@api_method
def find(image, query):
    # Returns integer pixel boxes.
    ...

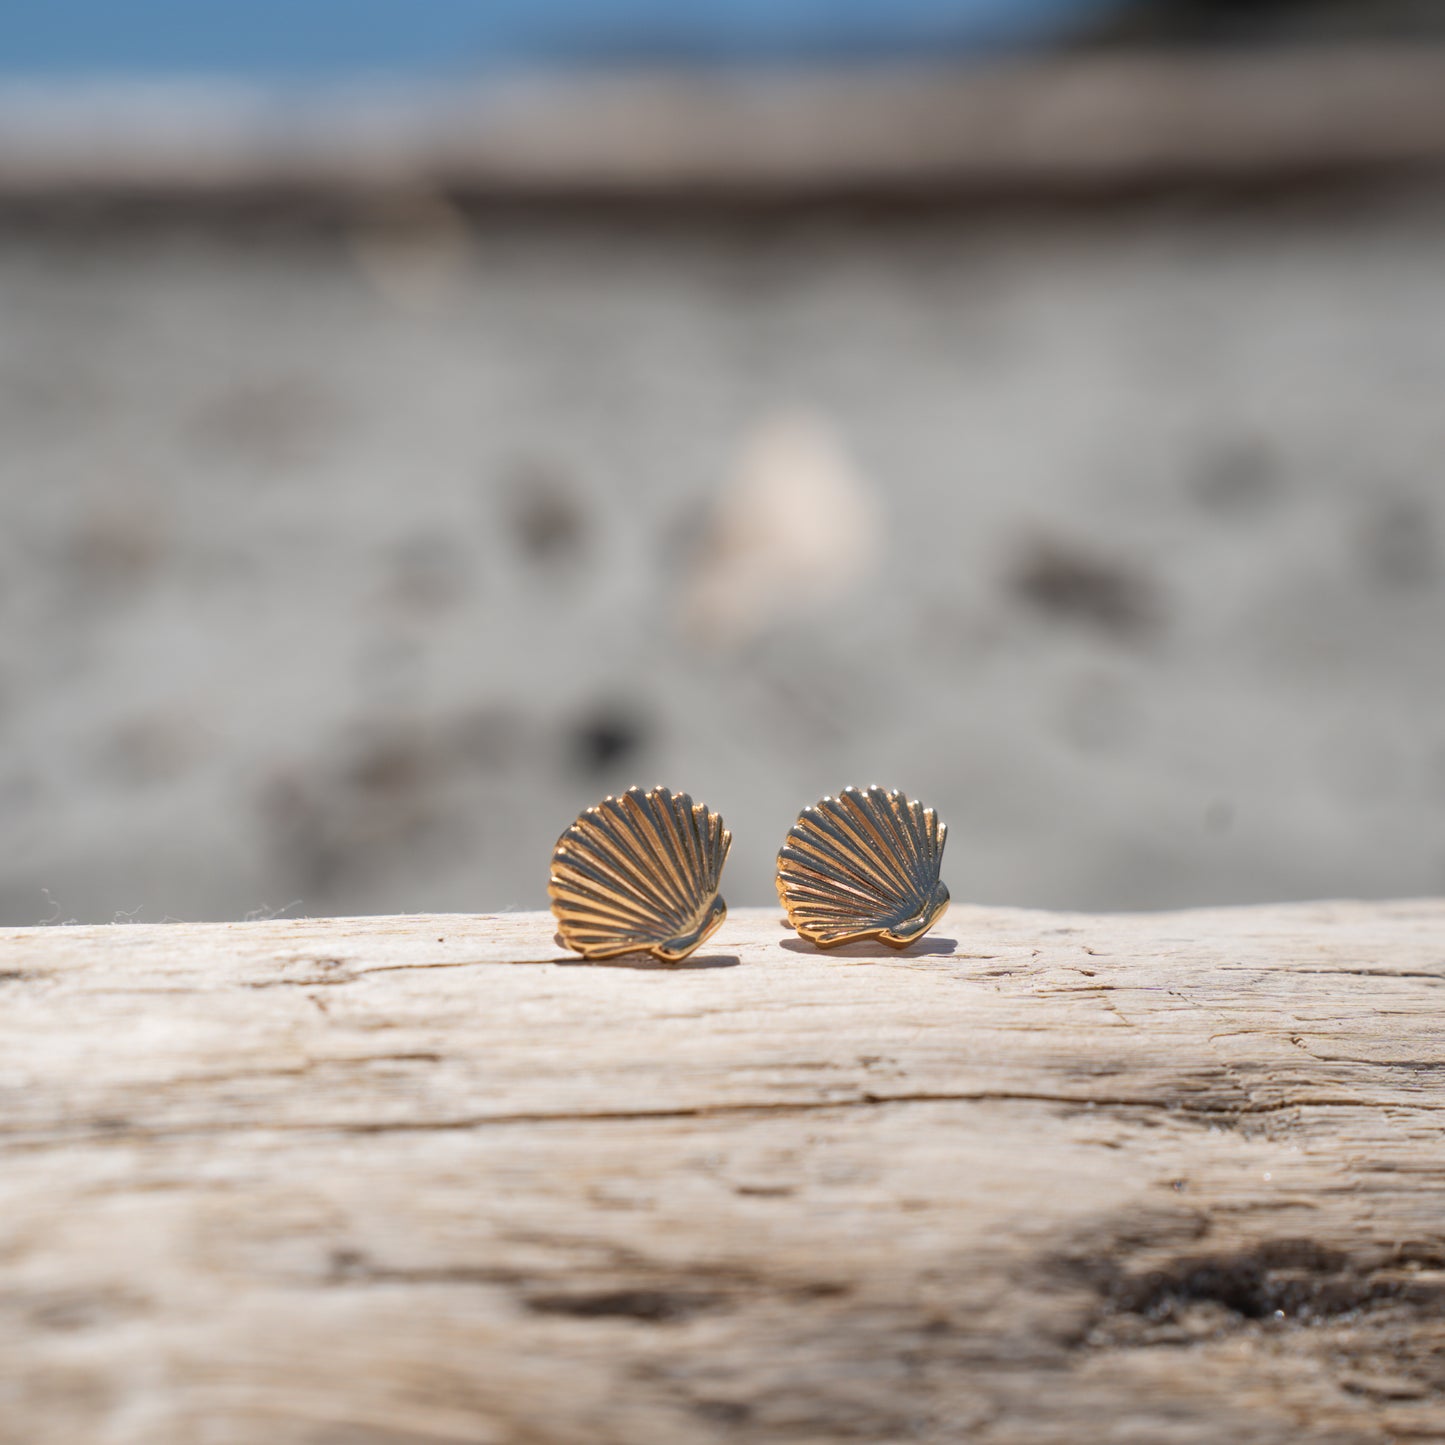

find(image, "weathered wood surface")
[2,902,1443,1444]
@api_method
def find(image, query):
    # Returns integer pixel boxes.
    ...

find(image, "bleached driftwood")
[2,901,1443,1443]
[3,48,1445,197]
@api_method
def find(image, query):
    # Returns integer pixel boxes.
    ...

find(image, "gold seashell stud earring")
[776,785,949,949]
[550,785,731,963]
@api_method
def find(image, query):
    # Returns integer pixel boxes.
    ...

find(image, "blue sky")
[2,0,1117,78]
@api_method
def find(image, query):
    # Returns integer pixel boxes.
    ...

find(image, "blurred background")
[2,0,1444,924]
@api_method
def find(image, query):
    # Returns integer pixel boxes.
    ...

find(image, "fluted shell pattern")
[777,786,949,948]
[550,786,731,962]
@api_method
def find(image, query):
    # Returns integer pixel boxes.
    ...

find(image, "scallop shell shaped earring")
[777,786,949,949]
[550,786,731,963]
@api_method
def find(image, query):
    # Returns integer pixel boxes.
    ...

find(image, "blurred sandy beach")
[3,178,1442,923]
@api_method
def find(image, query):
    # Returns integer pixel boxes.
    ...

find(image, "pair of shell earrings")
[549,784,949,963]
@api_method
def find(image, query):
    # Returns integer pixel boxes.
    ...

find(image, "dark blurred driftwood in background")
[1,48,1445,199]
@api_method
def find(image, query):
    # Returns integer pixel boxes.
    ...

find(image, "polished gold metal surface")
[550,786,731,963]
[777,785,949,949]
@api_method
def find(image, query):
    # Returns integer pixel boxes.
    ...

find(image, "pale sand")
[1,189,1442,922]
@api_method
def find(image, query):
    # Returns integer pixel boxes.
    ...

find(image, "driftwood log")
[4,48,1445,199]
[2,902,1443,1443]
